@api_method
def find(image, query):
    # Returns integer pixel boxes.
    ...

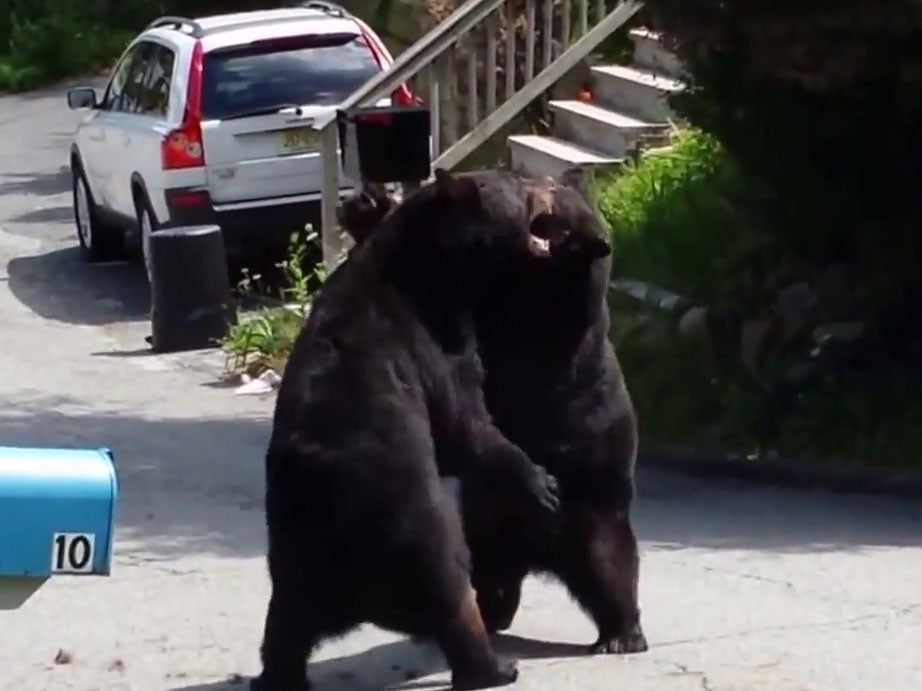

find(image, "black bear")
[253,169,561,691]
[339,169,649,657]
[335,182,394,248]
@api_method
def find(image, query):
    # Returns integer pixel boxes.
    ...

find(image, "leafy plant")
[222,227,329,378]
[596,127,770,303]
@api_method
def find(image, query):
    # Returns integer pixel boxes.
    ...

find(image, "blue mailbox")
[0,446,118,609]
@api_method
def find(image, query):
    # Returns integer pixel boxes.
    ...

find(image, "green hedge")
[596,128,769,303]
[642,0,922,359]
[0,0,276,91]
[596,126,922,469]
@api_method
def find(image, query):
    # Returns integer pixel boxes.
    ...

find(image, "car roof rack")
[147,16,205,39]
[299,1,350,18]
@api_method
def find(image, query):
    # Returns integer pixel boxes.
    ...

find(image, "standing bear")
[253,169,562,691]
[338,168,649,657]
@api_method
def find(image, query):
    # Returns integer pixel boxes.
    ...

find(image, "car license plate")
[279,127,317,153]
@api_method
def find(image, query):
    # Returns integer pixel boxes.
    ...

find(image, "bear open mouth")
[529,212,555,241]
[528,234,551,256]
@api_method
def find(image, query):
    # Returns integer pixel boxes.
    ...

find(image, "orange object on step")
[578,88,593,102]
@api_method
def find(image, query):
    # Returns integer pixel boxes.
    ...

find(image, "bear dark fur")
[335,182,394,248]
[339,169,649,656]
[253,170,562,691]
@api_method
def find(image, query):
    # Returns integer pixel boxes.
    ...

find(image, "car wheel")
[134,194,157,285]
[72,163,124,263]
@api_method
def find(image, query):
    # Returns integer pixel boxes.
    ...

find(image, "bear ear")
[361,182,392,211]
[559,167,592,203]
[433,168,481,210]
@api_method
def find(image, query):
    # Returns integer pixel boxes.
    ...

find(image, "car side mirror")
[67,87,98,110]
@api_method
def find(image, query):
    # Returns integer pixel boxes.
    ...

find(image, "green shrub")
[642,1,922,357]
[594,126,922,469]
[596,127,770,303]
[0,0,275,91]
[0,0,133,91]
[222,228,329,378]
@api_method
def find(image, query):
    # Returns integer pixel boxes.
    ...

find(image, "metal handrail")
[314,0,505,129]
[317,0,506,270]
[317,0,646,271]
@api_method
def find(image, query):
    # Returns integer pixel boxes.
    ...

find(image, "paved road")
[1,82,921,691]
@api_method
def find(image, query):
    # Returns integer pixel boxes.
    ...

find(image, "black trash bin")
[148,224,237,353]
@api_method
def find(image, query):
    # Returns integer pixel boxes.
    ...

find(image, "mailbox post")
[0,446,118,609]
[319,103,432,271]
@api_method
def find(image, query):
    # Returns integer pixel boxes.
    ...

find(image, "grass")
[222,227,330,378]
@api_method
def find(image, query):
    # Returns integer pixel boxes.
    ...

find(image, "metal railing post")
[320,122,342,273]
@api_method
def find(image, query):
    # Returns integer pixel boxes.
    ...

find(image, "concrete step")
[508,134,622,179]
[548,99,668,158]
[590,64,684,122]
[629,28,684,80]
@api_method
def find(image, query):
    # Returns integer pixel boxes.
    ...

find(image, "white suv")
[66,2,414,280]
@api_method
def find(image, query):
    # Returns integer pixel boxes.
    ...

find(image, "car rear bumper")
[162,188,356,254]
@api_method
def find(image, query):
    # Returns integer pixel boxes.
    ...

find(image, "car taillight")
[161,124,204,170]
[357,23,420,107]
[392,86,417,106]
[162,40,205,170]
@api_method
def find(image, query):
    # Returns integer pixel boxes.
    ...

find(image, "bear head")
[337,183,395,247]
[353,168,553,302]
[523,168,612,268]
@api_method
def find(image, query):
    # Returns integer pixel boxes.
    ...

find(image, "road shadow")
[1,393,920,565]
[633,464,922,554]
[167,634,587,691]
[0,394,271,561]
[5,245,150,325]
[0,164,70,198]
[7,204,73,224]
[3,238,303,332]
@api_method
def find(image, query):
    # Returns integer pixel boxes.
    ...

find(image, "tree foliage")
[642,0,922,357]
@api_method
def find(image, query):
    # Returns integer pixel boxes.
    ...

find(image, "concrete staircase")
[321,0,654,267]
[508,28,685,179]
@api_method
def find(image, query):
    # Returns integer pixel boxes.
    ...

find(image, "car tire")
[72,162,125,263]
[134,191,159,286]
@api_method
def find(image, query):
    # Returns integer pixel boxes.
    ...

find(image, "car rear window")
[200,33,382,120]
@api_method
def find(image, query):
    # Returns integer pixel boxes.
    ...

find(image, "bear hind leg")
[475,573,524,633]
[251,586,317,691]
[558,509,648,655]
[382,501,519,690]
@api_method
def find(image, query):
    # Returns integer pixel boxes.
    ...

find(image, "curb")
[639,444,922,500]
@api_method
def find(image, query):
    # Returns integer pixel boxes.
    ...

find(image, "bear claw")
[589,626,649,655]
[529,466,561,515]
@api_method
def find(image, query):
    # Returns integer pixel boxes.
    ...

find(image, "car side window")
[136,43,176,117]
[118,42,158,114]
[101,45,141,111]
